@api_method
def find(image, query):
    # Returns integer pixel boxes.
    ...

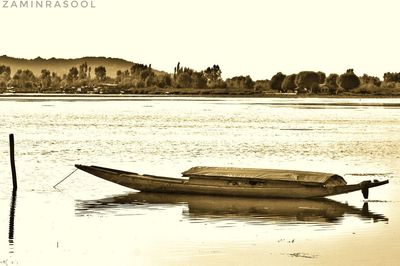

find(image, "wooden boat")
[76,192,388,223]
[75,164,389,199]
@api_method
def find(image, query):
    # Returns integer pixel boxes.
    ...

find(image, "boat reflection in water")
[76,193,388,225]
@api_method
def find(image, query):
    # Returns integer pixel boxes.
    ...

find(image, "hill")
[0,55,164,78]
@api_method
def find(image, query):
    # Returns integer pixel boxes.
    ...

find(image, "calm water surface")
[0,96,399,265]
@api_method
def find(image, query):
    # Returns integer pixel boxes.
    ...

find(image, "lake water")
[0,96,399,265]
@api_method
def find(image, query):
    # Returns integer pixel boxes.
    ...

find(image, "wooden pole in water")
[9,134,17,190]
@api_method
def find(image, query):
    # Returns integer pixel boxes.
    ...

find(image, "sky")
[0,0,399,79]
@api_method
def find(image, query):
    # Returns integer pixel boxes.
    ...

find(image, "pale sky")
[0,0,399,79]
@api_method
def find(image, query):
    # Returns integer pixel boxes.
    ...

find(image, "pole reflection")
[9,189,17,254]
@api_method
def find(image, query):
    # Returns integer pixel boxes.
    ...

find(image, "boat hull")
[75,164,388,199]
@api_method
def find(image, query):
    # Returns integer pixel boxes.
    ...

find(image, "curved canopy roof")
[182,166,346,185]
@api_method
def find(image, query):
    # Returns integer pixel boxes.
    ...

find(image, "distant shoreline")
[1,93,400,99]
[1,55,399,98]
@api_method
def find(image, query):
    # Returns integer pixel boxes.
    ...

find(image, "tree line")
[0,62,399,95]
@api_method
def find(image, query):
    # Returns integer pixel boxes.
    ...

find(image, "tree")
[0,65,11,76]
[0,79,6,90]
[310,83,321,94]
[325,74,339,94]
[326,74,338,87]
[116,70,125,84]
[116,69,132,87]
[338,69,360,90]
[94,66,107,81]
[78,62,88,80]
[144,75,156,88]
[51,72,62,90]
[140,69,153,82]
[131,63,149,77]
[317,71,326,84]
[270,72,286,91]
[67,67,78,82]
[295,71,320,92]
[254,80,270,92]
[226,76,254,90]
[173,65,208,89]
[204,65,222,82]
[192,72,208,89]
[10,69,37,90]
[242,76,255,90]
[204,65,224,89]
[383,72,400,83]
[130,63,154,87]
[40,69,51,90]
[11,69,22,88]
[176,71,192,88]
[0,65,11,90]
[361,74,381,87]
[281,74,297,92]
[156,73,172,88]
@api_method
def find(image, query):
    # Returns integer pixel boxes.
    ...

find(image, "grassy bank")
[1,92,400,99]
